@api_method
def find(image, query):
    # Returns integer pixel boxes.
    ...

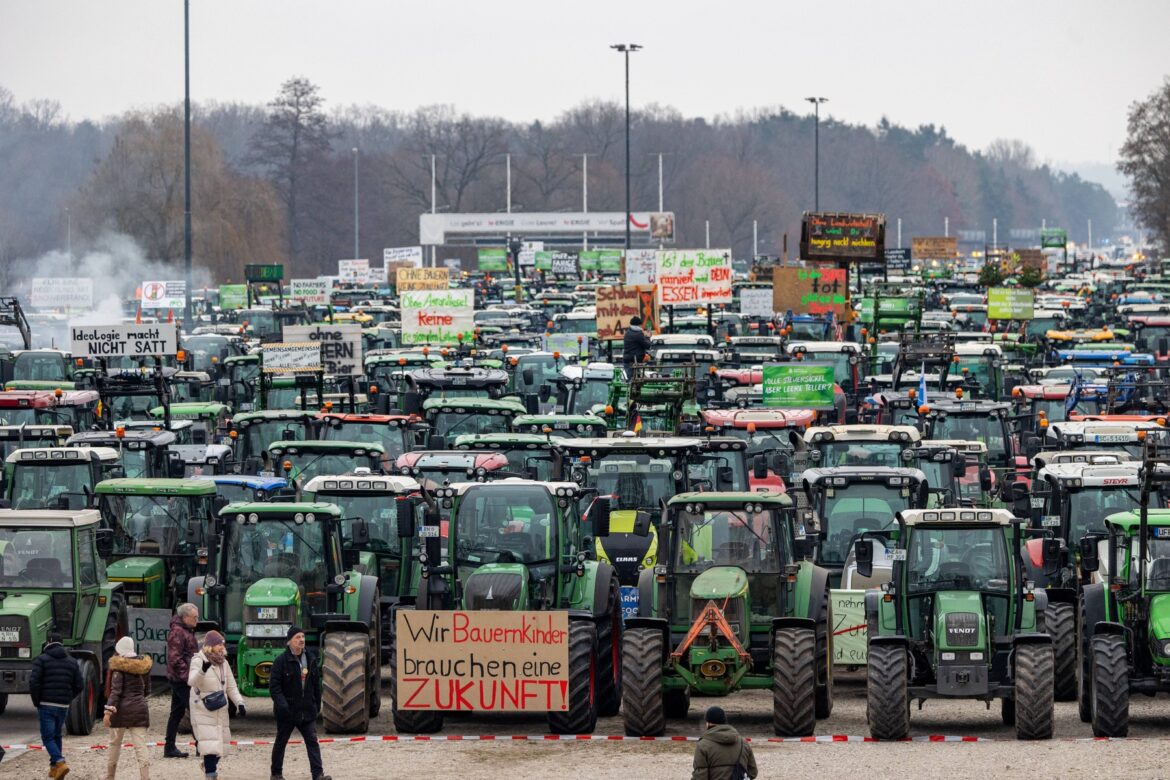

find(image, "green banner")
[478,248,509,272]
[761,363,836,409]
[859,297,917,318]
[579,250,600,271]
[1040,228,1067,249]
[599,250,622,274]
[534,251,553,271]
[218,284,247,310]
[988,287,1035,320]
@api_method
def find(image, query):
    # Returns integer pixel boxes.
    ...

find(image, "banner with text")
[71,323,179,358]
[289,278,332,305]
[772,266,848,317]
[988,287,1035,320]
[656,249,732,305]
[624,249,657,286]
[739,287,774,318]
[383,246,424,267]
[596,285,659,340]
[395,610,570,712]
[282,324,363,376]
[31,278,93,309]
[262,342,322,374]
[400,289,475,346]
[761,363,836,409]
[396,268,450,292]
[218,284,247,310]
[477,249,509,273]
[140,280,185,310]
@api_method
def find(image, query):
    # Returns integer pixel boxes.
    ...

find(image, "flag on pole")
[918,362,928,406]
[633,415,643,434]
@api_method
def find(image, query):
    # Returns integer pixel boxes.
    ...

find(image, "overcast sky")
[2,0,1167,177]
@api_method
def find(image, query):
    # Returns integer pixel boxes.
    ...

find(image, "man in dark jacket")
[622,316,654,368]
[29,632,84,779]
[269,626,330,780]
[692,706,758,780]
[164,602,199,758]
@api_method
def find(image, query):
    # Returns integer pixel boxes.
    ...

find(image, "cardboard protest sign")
[656,250,732,306]
[70,323,179,358]
[771,266,847,317]
[396,268,450,292]
[400,289,474,345]
[761,363,836,409]
[395,610,570,712]
[911,236,958,260]
[596,285,659,340]
[832,591,868,666]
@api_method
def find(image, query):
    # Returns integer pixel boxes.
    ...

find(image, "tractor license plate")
[1093,434,1129,443]
[1155,527,1170,539]
[619,586,639,623]
[0,630,19,642]
[1042,516,1062,527]
[419,525,440,538]
[891,549,907,561]
[256,608,278,620]
[259,470,275,477]
[1030,497,1046,509]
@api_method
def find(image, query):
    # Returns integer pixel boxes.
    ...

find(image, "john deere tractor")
[860,508,1054,740]
[188,502,382,733]
[391,478,622,735]
[621,492,833,737]
[0,509,127,734]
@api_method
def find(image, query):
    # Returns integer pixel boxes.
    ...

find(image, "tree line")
[0,78,1120,283]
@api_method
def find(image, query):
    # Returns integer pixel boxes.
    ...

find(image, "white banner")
[30,278,93,309]
[338,259,369,284]
[70,323,179,358]
[624,249,657,286]
[519,241,543,268]
[383,246,424,267]
[739,287,775,318]
[283,324,364,376]
[400,289,474,346]
[419,211,676,245]
[656,250,733,306]
[289,278,332,305]
[140,280,186,310]
[262,342,322,374]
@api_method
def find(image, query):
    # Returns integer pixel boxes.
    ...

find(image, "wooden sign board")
[395,610,570,712]
[396,267,450,291]
[772,266,848,317]
[911,236,958,260]
[596,285,659,340]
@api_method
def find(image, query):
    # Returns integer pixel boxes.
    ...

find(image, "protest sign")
[400,289,475,345]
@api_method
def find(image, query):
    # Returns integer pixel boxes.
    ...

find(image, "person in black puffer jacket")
[623,316,654,368]
[29,633,84,779]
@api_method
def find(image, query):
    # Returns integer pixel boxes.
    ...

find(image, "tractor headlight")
[305,513,316,523]
[1163,641,1170,657]
[204,575,217,588]
[334,574,347,586]
[245,623,292,639]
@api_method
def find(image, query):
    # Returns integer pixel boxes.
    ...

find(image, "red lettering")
[417,312,455,326]
[454,679,475,710]
[452,612,468,642]
[500,679,522,709]
[402,678,430,709]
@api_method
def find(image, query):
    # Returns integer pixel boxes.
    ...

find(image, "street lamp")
[611,43,642,249]
[805,96,828,211]
[352,147,359,263]
[183,0,193,328]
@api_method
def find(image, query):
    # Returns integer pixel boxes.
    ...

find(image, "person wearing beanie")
[269,627,330,780]
[691,706,758,780]
[189,630,246,779]
[622,315,655,369]
[29,632,84,779]
[104,636,153,780]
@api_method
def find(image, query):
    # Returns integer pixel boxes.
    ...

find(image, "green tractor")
[860,508,1054,740]
[188,501,382,733]
[391,479,622,735]
[0,509,128,734]
[94,478,219,609]
[622,492,833,737]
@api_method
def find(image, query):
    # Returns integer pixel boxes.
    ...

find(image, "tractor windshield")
[454,485,557,565]
[817,441,904,468]
[567,381,610,416]
[931,416,1008,459]
[241,421,311,462]
[119,449,149,479]
[586,455,679,511]
[9,462,91,509]
[1066,488,1139,545]
[0,527,74,587]
[906,524,1010,593]
[689,453,748,492]
[222,518,328,634]
[282,451,378,482]
[675,509,784,573]
[321,423,407,461]
[0,406,56,426]
[102,494,203,554]
[494,447,555,481]
[309,493,402,549]
[13,353,68,382]
[820,484,906,563]
[1144,537,1170,591]
[431,410,510,440]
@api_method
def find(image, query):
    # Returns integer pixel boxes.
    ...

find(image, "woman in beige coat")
[188,631,246,780]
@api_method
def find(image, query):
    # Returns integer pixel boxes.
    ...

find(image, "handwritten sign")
[656,249,732,306]
[624,249,657,286]
[596,285,659,340]
[739,287,774,318]
[384,246,424,267]
[338,259,369,285]
[283,324,363,376]
[31,278,94,309]
[396,610,570,712]
[772,266,847,317]
[831,590,868,666]
[911,236,958,260]
[801,212,884,262]
[126,608,171,676]
[289,278,332,305]
[400,289,474,345]
[396,268,450,292]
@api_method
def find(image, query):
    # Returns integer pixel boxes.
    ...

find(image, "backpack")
[730,740,750,780]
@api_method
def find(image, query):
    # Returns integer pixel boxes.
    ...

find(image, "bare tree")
[1119,78,1170,252]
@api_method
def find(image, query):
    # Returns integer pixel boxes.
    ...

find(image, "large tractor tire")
[1047,602,1077,702]
[866,643,910,741]
[772,627,816,737]
[66,658,97,736]
[321,631,371,734]
[595,576,623,717]
[367,608,382,720]
[1077,602,1092,723]
[815,588,834,719]
[1013,643,1055,740]
[548,621,598,735]
[1090,633,1129,738]
[388,623,443,733]
[621,627,665,736]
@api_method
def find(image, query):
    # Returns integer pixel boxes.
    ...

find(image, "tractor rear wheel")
[1090,633,1129,738]
[595,576,623,717]
[321,631,371,733]
[866,643,910,741]
[621,627,665,736]
[772,627,816,737]
[66,658,97,735]
[1013,643,1055,740]
[1077,602,1093,723]
[815,588,834,719]
[367,608,382,719]
[389,613,443,733]
[1047,602,1076,702]
[548,621,598,735]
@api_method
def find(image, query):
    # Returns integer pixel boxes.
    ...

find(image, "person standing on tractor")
[103,636,153,780]
[268,627,331,780]
[623,316,654,368]
[165,602,200,759]
[29,632,84,779]
[691,706,758,780]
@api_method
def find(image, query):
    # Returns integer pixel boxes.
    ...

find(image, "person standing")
[269,627,331,780]
[28,632,83,779]
[691,706,758,780]
[189,631,246,780]
[622,316,654,368]
[103,636,153,780]
[165,602,200,758]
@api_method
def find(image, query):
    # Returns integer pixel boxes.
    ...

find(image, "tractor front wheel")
[66,659,97,735]
[621,627,665,736]
[1077,602,1093,724]
[389,613,443,734]
[548,621,598,735]
[595,576,623,717]
[321,631,371,734]
[1047,602,1077,702]
[772,627,816,737]
[865,643,910,741]
[1013,643,1055,740]
[815,588,834,719]
[1090,633,1129,738]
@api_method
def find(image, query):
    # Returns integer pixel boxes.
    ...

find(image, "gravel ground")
[4,672,1170,779]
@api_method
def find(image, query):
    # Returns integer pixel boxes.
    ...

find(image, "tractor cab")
[66,428,178,479]
[701,408,816,492]
[10,349,74,385]
[553,362,623,417]
[394,450,512,490]
[204,475,293,504]
[1011,384,1099,430]
[903,443,969,508]
[420,397,525,448]
[150,402,232,445]
[919,399,1015,470]
[786,341,864,398]
[453,432,561,482]
[267,440,386,483]
[1045,420,1165,460]
[219,354,261,411]
[318,412,416,466]
[510,413,607,439]
[800,424,921,470]
[952,343,1005,400]
[5,446,121,509]
[0,390,69,427]
[231,410,319,476]
[403,366,512,408]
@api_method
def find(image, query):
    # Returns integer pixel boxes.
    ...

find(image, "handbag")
[202,689,227,711]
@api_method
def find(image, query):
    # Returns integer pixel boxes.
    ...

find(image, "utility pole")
[352,148,359,263]
[183,0,193,329]
[430,153,437,268]
[753,220,758,258]
[611,44,642,249]
[657,152,663,211]
[805,96,828,211]
[506,153,512,214]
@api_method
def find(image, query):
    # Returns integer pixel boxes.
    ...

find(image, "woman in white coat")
[188,631,247,780]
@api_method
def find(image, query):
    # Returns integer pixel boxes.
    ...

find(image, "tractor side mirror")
[592,498,613,538]
[538,385,552,403]
[397,500,416,538]
[717,466,734,488]
[1042,538,1062,568]
[402,392,422,416]
[342,549,361,570]
[522,368,535,386]
[979,466,993,493]
[956,455,970,477]
[281,429,296,441]
[1009,481,1031,518]
[752,454,768,480]
[793,537,815,559]
[212,495,229,517]
[1079,536,1100,573]
[631,510,652,538]
[351,519,371,546]
[1023,434,1041,458]
[427,434,445,450]
[853,539,874,579]
[214,385,229,404]
[95,528,114,558]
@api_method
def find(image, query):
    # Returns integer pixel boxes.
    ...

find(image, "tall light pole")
[611,43,642,249]
[352,147,359,262]
[805,96,828,212]
[183,0,193,328]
